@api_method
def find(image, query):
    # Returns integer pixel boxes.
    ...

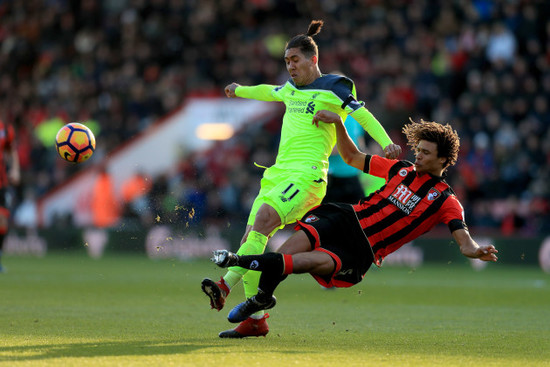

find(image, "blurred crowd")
[0,0,549,235]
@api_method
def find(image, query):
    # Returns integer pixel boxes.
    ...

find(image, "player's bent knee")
[252,204,282,235]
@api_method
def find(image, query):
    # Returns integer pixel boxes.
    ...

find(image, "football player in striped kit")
[210,113,498,327]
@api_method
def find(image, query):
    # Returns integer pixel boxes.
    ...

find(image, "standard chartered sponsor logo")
[287,99,314,114]
[288,107,305,113]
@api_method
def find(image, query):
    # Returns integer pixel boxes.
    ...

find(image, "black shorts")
[296,203,374,288]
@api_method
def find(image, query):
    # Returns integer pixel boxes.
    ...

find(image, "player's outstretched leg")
[211,250,239,268]
[219,313,270,338]
[201,277,230,311]
[227,291,276,323]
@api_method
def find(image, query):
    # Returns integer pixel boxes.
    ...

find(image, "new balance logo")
[337,269,353,276]
[304,214,319,223]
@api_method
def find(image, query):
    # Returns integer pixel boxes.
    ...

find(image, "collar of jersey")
[287,74,332,90]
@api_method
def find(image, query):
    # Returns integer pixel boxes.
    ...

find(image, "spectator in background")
[90,164,120,229]
[486,22,517,65]
[0,120,20,273]
[121,170,152,224]
[14,187,38,230]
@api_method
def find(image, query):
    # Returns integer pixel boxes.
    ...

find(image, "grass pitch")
[0,253,549,367]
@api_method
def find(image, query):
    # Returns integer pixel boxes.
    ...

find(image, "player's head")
[284,20,323,86]
[402,119,460,175]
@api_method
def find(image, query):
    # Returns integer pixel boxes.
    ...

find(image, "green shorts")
[247,165,327,229]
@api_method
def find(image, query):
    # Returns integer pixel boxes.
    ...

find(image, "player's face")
[414,140,446,176]
[284,47,317,86]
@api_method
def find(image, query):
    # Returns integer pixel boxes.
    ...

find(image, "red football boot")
[201,277,230,311]
[218,313,270,338]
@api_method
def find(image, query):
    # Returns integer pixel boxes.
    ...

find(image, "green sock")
[222,270,242,289]
[222,231,268,289]
[243,269,262,299]
[242,231,270,318]
[243,269,264,318]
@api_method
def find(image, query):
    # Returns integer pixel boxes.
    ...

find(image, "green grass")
[0,253,549,366]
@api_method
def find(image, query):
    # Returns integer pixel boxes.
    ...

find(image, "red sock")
[282,254,293,275]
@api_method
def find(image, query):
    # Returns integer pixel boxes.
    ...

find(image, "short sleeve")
[440,195,468,232]
[364,155,400,179]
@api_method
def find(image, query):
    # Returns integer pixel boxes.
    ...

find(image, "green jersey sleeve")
[330,77,393,150]
[350,107,393,149]
[235,85,282,102]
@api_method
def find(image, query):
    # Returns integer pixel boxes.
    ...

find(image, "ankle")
[255,289,272,303]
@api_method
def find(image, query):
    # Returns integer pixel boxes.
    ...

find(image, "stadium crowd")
[0,0,548,235]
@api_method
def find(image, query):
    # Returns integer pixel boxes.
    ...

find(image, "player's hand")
[312,110,342,127]
[475,244,498,262]
[224,83,240,98]
[384,144,402,159]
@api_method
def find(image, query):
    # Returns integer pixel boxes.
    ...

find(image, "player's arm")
[350,107,401,159]
[312,110,365,171]
[452,229,498,262]
[224,83,280,101]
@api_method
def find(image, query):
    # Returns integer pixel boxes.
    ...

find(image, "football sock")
[222,271,241,290]
[243,269,261,299]
[244,270,265,319]
[235,252,285,274]
[238,253,291,305]
[258,274,288,300]
[223,231,268,288]
[235,231,268,256]
[239,232,269,318]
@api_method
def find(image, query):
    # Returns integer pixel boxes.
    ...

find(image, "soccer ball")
[55,123,96,163]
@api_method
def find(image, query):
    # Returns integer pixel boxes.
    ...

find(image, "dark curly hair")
[402,118,460,169]
[285,20,323,58]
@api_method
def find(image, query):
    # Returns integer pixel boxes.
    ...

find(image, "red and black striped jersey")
[353,155,466,266]
[0,120,15,189]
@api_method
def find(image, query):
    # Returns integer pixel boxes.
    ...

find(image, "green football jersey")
[236,74,371,179]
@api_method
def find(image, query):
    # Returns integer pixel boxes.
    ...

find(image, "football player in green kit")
[201,19,402,338]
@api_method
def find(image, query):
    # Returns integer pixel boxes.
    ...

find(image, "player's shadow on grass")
[0,339,228,362]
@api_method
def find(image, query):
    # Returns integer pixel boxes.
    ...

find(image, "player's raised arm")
[313,110,366,171]
[224,83,281,102]
[350,107,401,159]
[452,228,498,262]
